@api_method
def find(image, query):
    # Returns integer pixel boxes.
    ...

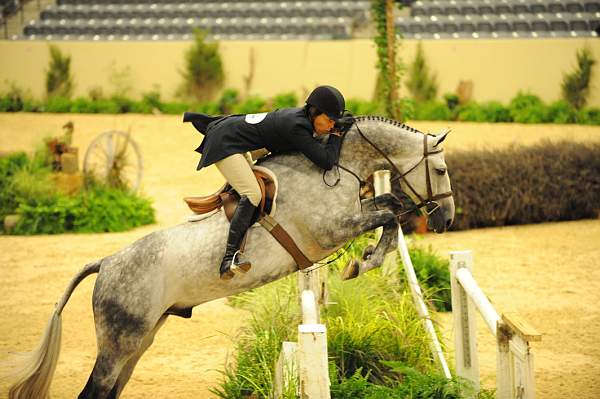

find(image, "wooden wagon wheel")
[83,130,143,192]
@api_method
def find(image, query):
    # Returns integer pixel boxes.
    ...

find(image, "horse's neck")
[339,121,422,179]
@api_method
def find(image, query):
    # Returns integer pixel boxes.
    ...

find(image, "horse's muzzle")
[427,201,454,234]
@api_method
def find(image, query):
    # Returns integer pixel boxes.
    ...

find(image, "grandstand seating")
[400,0,599,39]
[21,1,368,40]
[13,0,600,40]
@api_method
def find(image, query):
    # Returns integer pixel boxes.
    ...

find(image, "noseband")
[336,122,453,215]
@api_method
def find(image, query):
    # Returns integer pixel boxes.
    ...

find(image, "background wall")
[1,38,598,105]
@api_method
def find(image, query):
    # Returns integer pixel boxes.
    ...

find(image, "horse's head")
[347,117,455,234]
[398,129,455,233]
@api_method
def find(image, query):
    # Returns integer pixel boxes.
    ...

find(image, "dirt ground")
[0,113,599,398]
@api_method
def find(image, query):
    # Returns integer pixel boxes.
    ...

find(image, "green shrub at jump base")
[212,241,489,399]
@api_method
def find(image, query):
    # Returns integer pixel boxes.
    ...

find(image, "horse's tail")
[5,260,102,399]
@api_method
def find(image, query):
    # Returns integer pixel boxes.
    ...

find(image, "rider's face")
[313,113,336,135]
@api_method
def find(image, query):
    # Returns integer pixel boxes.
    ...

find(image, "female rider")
[184,85,346,280]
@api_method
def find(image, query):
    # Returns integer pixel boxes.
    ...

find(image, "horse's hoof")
[341,258,360,280]
[362,245,375,261]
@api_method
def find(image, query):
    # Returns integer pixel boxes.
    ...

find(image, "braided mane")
[355,115,425,135]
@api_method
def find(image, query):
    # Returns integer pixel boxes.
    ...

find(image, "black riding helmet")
[305,85,345,120]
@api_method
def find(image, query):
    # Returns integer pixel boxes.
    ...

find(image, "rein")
[333,121,453,216]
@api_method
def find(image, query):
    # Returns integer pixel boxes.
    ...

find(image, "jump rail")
[450,250,542,399]
[374,169,452,378]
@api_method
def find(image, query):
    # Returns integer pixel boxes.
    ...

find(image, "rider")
[184,85,347,280]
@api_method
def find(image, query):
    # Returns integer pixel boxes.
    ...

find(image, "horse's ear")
[433,128,451,147]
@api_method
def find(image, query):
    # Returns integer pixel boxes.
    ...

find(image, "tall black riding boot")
[219,196,258,281]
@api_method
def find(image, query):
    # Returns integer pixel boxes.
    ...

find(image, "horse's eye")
[435,168,446,176]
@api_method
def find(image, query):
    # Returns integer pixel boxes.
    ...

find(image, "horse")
[5,116,455,399]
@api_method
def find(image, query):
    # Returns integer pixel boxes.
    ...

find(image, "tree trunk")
[385,0,401,120]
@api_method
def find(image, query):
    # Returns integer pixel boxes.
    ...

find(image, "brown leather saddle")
[183,167,313,270]
[184,168,276,220]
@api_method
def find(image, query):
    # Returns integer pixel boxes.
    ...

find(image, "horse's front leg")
[340,207,399,280]
[360,192,404,213]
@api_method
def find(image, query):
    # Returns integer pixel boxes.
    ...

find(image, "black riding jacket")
[184,107,343,171]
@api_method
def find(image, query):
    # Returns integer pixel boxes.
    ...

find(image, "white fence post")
[502,313,541,399]
[496,322,511,399]
[450,250,541,398]
[449,250,480,391]
[298,265,329,321]
[273,341,299,398]
[297,290,330,399]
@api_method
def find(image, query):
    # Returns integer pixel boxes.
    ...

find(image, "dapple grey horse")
[6,116,454,399]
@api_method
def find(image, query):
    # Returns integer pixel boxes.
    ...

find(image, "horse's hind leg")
[108,315,169,398]
[78,302,157,399]
[78,349,133,399]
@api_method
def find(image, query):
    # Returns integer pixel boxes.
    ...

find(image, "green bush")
[46,45,74,98]
[218,88,240,114]
[346,99,383,116]
[110,95,135,113]
[547,100,578,124]
[509,92,548,123]
[232,96,267,114]
[45,96,73,113]
[158,101,189,115]
[456,101,512,123]
[330,365,472,399]
[11,167,55,201]
[480,101,512,122]
[130,101,154,114]
[577,107,600,125]
[444,93,459,111]
[0,152,29,220]
[141,87,162,111]
[1,150,155,234]
[193,101,220,115]
[456,102,488,122]
[13,185,155,234]
[94,99,121,114]
[0,84,35,112]
[69,97,96,113]
[404,245,451,312]
[272,92,298,109]
[414,101,452,121]
[447,141,600,230]
[325,272,436,384]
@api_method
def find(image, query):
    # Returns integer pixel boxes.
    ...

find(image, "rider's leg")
[215,153,261,280]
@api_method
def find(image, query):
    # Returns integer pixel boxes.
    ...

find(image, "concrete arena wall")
[1,38,599,106]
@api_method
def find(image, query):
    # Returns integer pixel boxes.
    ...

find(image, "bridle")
[334,121,453,216]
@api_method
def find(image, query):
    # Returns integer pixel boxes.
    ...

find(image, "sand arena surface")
[1,113,599,398]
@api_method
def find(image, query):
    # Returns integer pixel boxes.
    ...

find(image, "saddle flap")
[184,166,279,220]
[183,183,228,214]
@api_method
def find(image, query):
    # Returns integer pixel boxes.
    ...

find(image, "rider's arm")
[286,128,342,170]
